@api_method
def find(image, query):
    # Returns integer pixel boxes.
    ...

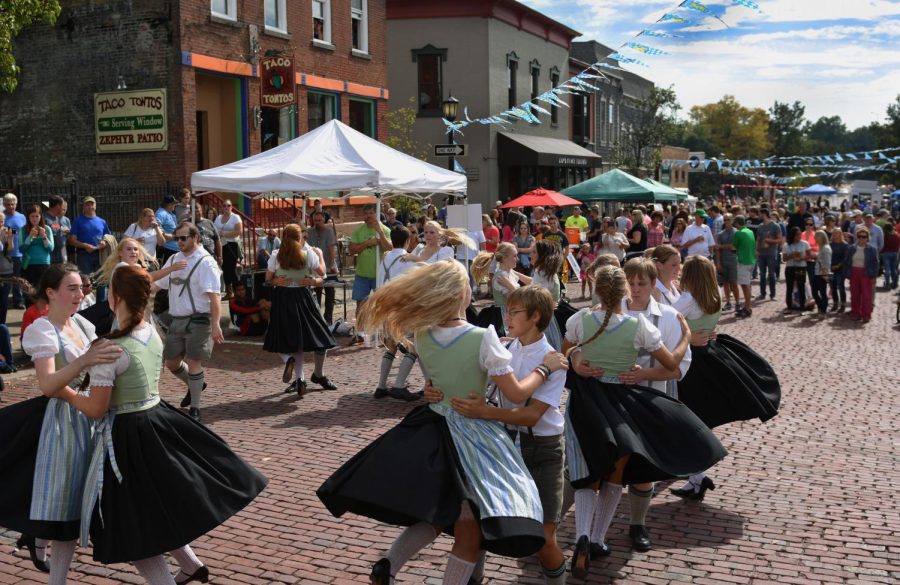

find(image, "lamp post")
[442,94,459,171]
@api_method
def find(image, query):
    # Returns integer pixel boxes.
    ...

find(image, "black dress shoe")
[570,534,591,579]
[690,476,716,501]
[374,387,390,399]
[175,564,209,584]
[590,541,611,559]
[188,407,201,422]
[296,380,308,398]
[370,558,392,585]
[180,383,207,408]
[311,373,337,390]
[16,534,50,573]
[284,380,296,394]
[282,356,296,383]
[669,484,697,499]
[629,524,652,552]
[389,387,422,402]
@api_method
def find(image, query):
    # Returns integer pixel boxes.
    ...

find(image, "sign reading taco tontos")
[261,56,295,107]
[95,89,168,153]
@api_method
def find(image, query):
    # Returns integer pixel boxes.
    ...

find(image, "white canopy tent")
[191,119,466,198]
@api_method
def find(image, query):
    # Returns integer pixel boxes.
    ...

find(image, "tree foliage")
[768,101,806,156]
[615,86,680,176]
[686,95,771,159]
[0,0,61,93]
[384,96,432,219]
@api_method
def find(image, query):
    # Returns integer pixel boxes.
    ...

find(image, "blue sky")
[520,0,900,130]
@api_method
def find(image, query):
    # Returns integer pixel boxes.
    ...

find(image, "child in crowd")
[229,282,270,336]
[577,244,597,300]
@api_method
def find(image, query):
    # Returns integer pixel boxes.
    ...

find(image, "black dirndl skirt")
[567,372,728,488]
[89,401,268,564]
[317,405,544,558]
[473,304,506,337]
[263,286,336,354]
[554,298,579,334]
[677,334,781,429]
[0,396,80,541]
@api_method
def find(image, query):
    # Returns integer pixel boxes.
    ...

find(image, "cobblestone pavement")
[2,286,899,584]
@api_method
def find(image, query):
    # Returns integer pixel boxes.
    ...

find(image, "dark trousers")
[811,274,829,313]
[757,254,778,298]
[222,242,241,286]
[785,266,806,309]
[314,284,336,324]
[10,257,22,305]
[830,273,846,305]
[0,323,12,364]
[0,275,10,324]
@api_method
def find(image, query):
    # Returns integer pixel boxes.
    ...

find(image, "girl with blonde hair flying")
[318,260,568,585]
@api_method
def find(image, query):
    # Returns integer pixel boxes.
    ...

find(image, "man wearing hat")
[156,194,179,263]
[682,209,716,258]
[68,196,111,300]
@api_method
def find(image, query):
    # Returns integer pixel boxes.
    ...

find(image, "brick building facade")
[0,0,388,195]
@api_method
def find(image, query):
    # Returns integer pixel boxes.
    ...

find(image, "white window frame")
[312,0,333,46]
[265,0,287,34]
[351,0,368,55]
[211,0,237,22]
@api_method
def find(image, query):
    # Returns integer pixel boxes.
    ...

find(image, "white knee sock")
[294,351,305,381]
[187,371,204,410]
[470,550,487,581]
[378,351,395,389]
[35,538,49,562]
[133,555,176,585]
[171,362,190,385]
[628,485,654,526]
[590,482,622,545]
[443,554,476,585]
[574,488,597,539]
[313,351,326,377]
[385,523,439,574]
[168,545,203,576]
[393,353,417,388]
[48,539,77,585]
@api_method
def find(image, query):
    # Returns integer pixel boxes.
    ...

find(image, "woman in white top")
[0,265,121,581]
[124,208,166,258]
[403,220,468,264]
[214,200,243,300]
[647,244,682,306]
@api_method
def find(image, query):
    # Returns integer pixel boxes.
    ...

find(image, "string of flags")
[442,1,763,135]
[663,146,900,184]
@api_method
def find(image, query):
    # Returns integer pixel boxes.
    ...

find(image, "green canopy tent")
[561,169,682,203]
[644,178,688,200]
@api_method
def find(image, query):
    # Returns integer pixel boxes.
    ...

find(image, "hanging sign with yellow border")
[94,88,168,153]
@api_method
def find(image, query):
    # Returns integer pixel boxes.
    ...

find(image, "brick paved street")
[2,287,899,584]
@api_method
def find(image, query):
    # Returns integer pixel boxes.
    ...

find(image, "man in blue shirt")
[155,195,179,262]
[3,193,27,309]
[68,196,111,300]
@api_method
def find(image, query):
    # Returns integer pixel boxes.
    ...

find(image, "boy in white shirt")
[427,285,568,584]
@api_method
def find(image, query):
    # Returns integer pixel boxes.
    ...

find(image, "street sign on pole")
[434,144,466,157]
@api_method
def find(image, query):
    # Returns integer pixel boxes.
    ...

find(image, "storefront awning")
[498,132,602,168]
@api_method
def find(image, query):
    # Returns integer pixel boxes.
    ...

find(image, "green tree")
[886,94,900,146]
[768,100,806,156]
[384,96,431,219]
[0,0,61,93]
[804,115,848,154]
[686,95,770,159]
[615,86,680,175]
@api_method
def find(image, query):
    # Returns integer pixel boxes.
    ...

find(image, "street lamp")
[442,94,459,171]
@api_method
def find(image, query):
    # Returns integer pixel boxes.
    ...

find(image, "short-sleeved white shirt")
[88,322,154,386]
[214,214,241,243]
[412,244,454,264]
[379,248,417,282]
[624,297,692,391]
[124,223,159,256]
[455,230,486,260]
[564,310,662,354]
[23,315,96,363]
[655,279,681,306]
[500,335,565,436]
[267,250,320,287]
[155,248,222,316]
[494,268,520,296]
[672,291,705,321]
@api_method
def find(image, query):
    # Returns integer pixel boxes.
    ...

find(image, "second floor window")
[550,71,559,124]
[265,0,287,32]
[507,54,518,109]
[211,0,236,21]
[313,0,331,43]
[351,0,368,53]
[417,54,442,115]
[572,92,590,145]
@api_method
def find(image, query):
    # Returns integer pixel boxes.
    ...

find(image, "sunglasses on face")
[175,235,193,242]
[857,235,868,239]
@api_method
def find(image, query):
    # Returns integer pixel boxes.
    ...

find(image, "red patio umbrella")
[500,187,582,209]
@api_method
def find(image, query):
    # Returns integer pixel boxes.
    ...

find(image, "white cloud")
[757,0,900,23]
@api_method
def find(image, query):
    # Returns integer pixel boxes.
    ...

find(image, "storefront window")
[308,91,337,131]
[349,98,375,137]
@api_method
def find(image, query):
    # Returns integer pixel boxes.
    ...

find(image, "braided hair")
[569,265,629,355]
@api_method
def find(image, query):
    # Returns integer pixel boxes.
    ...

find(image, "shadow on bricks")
[275,393,422,430]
